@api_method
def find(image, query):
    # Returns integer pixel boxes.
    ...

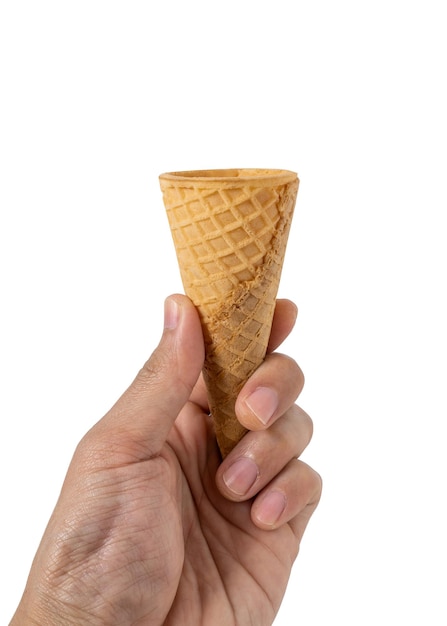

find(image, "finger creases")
[251,458,322,532]
[217,404,314,501]
[87,295,204,465]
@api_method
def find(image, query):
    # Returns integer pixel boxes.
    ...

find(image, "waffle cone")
[159,169,299,458]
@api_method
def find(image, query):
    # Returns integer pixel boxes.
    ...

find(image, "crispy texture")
[160,169,299,457]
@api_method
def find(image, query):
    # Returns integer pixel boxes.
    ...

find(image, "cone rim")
[159,168,298,188]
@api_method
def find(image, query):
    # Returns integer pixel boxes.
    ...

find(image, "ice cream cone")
[159,169,299,458]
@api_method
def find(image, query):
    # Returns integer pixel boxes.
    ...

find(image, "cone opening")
[159,168,298,188]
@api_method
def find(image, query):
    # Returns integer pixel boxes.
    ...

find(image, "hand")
[11,295,321,626]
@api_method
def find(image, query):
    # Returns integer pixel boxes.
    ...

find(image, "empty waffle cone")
[160,169,299,458]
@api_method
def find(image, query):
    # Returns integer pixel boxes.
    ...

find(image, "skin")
[10,295,322,626]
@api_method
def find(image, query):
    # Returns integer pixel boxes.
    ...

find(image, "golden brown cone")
[159,169,299,458]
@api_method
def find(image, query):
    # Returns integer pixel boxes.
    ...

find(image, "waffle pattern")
[160,170,299,457]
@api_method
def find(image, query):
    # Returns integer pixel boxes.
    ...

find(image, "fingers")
[217,405,313,501]
[88,294,204,463]
[216,403,321,533]
[252,460,322,537]
[267,299,298,353]
[235,352,305,430]
[216,342,322,533]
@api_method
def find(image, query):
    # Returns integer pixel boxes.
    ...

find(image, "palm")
[159,400,298,625]
[78,400,296,625]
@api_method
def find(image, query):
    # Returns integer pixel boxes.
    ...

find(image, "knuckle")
[135,346,173,393]
[299,408,314,441]
[269,352,305,392]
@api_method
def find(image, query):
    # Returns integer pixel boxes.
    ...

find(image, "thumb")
[90,294,205,463]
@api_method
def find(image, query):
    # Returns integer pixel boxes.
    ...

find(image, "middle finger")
[235,352,305,431]
[216,404,313,502]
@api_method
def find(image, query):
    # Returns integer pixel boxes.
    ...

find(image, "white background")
[1,1,446,624]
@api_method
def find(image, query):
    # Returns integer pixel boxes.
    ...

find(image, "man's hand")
[10,295,321,626]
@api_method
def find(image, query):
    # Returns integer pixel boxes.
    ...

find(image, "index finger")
[267,299,298,353]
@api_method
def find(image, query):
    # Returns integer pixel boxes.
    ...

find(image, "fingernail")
[164,297,180,329]
[245,387,279,425]
[223,457,259,496]
[256,491,287,526]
